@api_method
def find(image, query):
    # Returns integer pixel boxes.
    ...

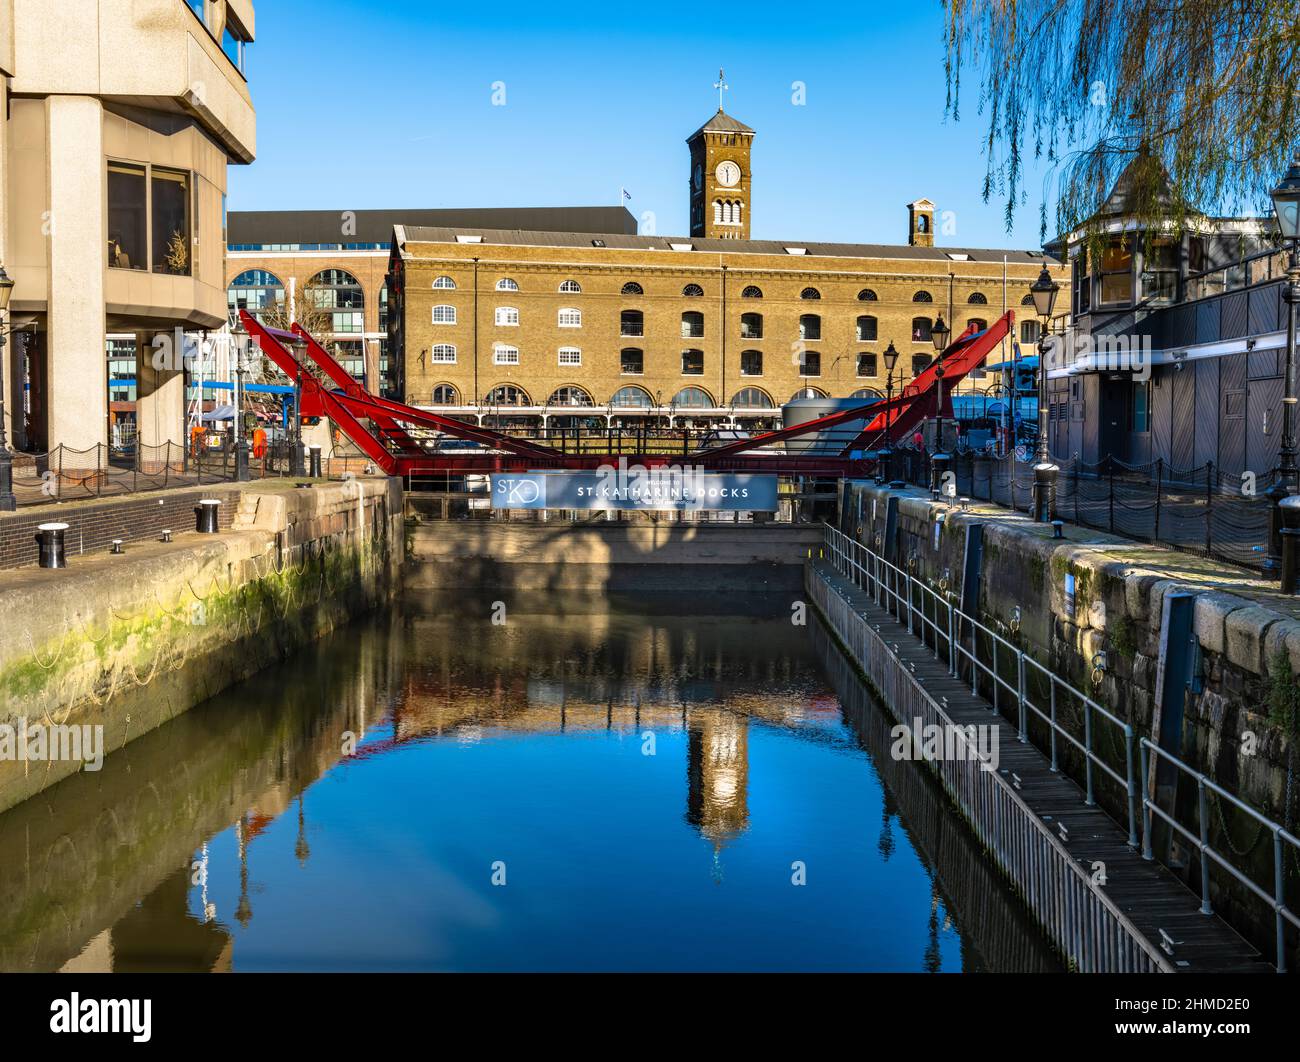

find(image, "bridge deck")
[812,559,1273,973]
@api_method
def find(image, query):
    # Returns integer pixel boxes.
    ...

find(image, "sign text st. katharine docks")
[490,469,779,512]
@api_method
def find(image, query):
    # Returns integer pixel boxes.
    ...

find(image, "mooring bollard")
[161,529,173,543]
[37,522,69,569]
[308,445,323,478]
[110,539,124,555]
[1052,519,1064,540]
[195,499,220,534]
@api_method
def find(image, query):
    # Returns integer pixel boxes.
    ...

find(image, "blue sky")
[228,0,1057,249]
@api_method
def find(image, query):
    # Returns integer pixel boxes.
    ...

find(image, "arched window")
[1021,293,1035,306]
[547,385,593,407]
[740,349,763,376]
[967,317,989,333]
[713,200,723,225]
[856,353,878,377]
[799,314,821,341]
[432,383,458,404]
[429,344,457,364]
[432,275,457,289]
[681,349,705,375]
[681,311,704,339]
[306,269,364,333]
[912,290,933,303]
[557,347,582,367]
[558,279,582,293]
[740,312,763,339]
[492,343,520,365]
[495,306,519,326]
[856,315,877,342]
[731,387,775,408]
[682,283,705,297]
[485,384,530,406]
[432,304,456,324]
[790,387,827,401]
[968,291,988,304]
[916,215,929,234]
[798,350,822,376]
[800,287,821,300]
[620,309,644,337]
[558,307,582,328]
[741,285,763,298]
[495,277,519,291]
[857,288,878,302]
[621,281,644,296]
[620,348,644,374]
[227,269,285,324]
[611,385,654,408]
[911,353,932,375]
[673,386,714,408]
[911,316,933,342]
[851,387,883,400]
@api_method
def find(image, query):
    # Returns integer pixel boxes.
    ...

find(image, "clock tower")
[688,105,754,240]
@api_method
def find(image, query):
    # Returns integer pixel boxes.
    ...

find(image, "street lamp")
[927,317,952,490]
[289,338,307,477]
[878,341,900,483]
[1268,154,1300,585]
[230,322,251,481]
[1029,261,1061,522]
[0,265,17,511]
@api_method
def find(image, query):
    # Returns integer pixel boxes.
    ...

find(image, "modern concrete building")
[1,0,256,456]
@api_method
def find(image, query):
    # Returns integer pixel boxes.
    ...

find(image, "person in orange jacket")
[252,425,268,461]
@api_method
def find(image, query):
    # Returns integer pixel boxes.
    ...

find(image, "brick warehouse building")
[385,109,1063,427]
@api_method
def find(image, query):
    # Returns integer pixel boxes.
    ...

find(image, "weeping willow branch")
[943,0,1300,243]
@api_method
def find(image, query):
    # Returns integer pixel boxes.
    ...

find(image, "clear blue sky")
[228,0,1056,250]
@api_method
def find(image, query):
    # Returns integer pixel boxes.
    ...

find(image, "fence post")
[1140,741,1154,861]
[906,573,914,634]
[57,445,64,499]
[1274,830,1288,973]
[1049,681,1059,772]
[1109,457,1115,533]
[1205,461,1214,557]
[947,603,956,675]
[1154,458,1164,541]
[96,444,103,497]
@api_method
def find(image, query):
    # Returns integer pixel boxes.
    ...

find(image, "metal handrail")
[821,522,1298,971]
[1140,737,1300,973]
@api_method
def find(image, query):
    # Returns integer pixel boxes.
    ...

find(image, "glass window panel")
[108,163,147,271]
[151,168,191,275]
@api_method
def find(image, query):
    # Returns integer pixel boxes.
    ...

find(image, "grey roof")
[396,225,1050,265]
[228,206,638,245]
[688,109,755,140]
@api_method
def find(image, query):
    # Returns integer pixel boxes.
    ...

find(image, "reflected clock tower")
[688,71,754,240]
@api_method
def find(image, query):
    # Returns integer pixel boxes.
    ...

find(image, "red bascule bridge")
[238,308,1016,481]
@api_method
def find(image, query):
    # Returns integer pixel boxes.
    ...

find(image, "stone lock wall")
[0,478,403,815]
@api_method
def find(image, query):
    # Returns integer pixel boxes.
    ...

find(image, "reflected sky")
[4,593,1059,973]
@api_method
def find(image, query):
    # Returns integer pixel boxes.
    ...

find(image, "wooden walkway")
[809,559,1273,973]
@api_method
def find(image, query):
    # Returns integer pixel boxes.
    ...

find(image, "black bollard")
[308,445,323,479]
[195,499,220,534]
[1279,496,1300,594]
[37,522,69,569]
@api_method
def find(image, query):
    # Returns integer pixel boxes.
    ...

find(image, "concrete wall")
[408,519,821,592]
[0,476,402,814]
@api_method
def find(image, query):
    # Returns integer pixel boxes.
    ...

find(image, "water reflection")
[0,592,1059,972]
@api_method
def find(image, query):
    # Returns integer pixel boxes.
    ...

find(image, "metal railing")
[822,521,1299,970]
[1140,739,1300,973]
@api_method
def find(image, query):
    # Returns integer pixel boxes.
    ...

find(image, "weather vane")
[715,68,728,110]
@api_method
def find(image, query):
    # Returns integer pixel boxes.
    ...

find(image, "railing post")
[947,603,956,675]
[970,621,978,695]
[1017,651,1027,743]
[1198,778,1212,915]
[906,574,914,635]
[1274,830,1287,973]
[1084,702,1095,805]
[1049,681,1059,772]
[1140,741,1154,861]
[1154,458,1164,541]
[1124,724,1139,849]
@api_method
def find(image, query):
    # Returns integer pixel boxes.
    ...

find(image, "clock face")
[693,163,703,191]
[716,160,741,188]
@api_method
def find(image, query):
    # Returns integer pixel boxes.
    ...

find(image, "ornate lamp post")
[878,340,900,484]
[230,322,251,481]
[1269,155,1300,586]
[1029,262,1062,522]
[0,265,15,510]
[929,316,951,492]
